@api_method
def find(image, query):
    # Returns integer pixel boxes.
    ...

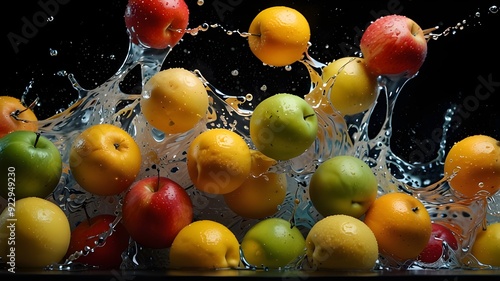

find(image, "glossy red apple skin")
[124,0,189,49]
[360,14,427,78]
[417,222,459,264]
[121,176,193,249]
[66,214,130,269]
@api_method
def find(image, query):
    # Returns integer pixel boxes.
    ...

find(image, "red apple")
[65,214,130,269]
[124,0,189,49]
[417,222,459,264]
[360,14,427,78]
[121,175,193,249]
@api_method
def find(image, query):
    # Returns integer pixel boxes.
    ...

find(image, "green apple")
[249,93,318,161]
[308,155,378,218]
[0,131,62,200]
[240,217,306,269]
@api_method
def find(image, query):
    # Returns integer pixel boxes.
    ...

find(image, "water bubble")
[489,5,498,13]
[49,48,58,56]
[231,70,239,76]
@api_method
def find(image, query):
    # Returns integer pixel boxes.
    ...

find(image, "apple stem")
[10,97,39,123]
[157,167,161,189]
[34,132,41,148]
[412,206,419,213]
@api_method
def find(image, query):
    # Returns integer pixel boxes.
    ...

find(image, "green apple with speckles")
[308,155,378,218]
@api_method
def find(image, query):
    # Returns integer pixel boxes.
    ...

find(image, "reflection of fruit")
[444,134,500,198]
[305,214,378,270]
[0,197,71,268]
[140,68,209,134]
[65,214,130,269]
[0,131,62,200]
[0,96,38,138]
[122,175,193,249]
[417,222,458,264]
[321,57,378,116]
[360,15,427,78]
[187,128,252,194]
[169,220,240,269]
[363,192,432,261]
[69,124,142,196]
[250,93,318,161]
[309,155,378,219]
[124,0,189,49]
[241,218,305,268]
[248,6,310,67]
[223,150,286,219]
[471,222,500,267]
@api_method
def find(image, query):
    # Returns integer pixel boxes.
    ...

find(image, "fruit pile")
[1,0,499,273]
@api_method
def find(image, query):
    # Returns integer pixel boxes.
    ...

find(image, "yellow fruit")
[187,128,252,194]
[0,197,71,268]
[321,57,378,116]
[140,68,209,134]
[248,6,310,67]
[305,214,378,270]
[444,134,500,198]
[169,220,240,269]
[471,222,500,267]
[69,123,142,196]
[363,192,432,261]
[223,149,286,219]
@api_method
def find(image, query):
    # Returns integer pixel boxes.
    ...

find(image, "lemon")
[187,128,252,194]
[471,222,500,267]
[0,197,71,268]
[169,220,240,269]
[306,214,378,270]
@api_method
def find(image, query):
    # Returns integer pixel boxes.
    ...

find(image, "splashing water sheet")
[2,0,500,279]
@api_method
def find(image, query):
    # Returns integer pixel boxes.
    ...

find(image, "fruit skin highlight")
[169,220,241,269]
[0,197,71,268]
[360,14,427,78]
[0,95,38,138]
[69,123,142,196]
[248,6,310,67]
[305,214,378,270]
[124,0,189,49]
[0,130,62,200]
[250,93,318,161]
[240,218,306,268]
[140,68,209,135]
[444,134,500,198]
[308,155,378,219]
[363,192,432,261]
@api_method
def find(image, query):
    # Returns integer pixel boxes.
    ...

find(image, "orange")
[305,214,379,270]
[470,222,500,267]
[0,96,38,138]
[363,192,432,261]
[169,220,241,269]
[140,68,209,134]
[321,57,379,116]
[187,128,252,194]
[223,149,286,219]
[248,6,310,67]
[0,197,71,268]
[444,134,500,198]
[69,123,142,196]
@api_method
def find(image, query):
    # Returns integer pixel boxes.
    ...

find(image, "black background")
[3,0,500,163]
